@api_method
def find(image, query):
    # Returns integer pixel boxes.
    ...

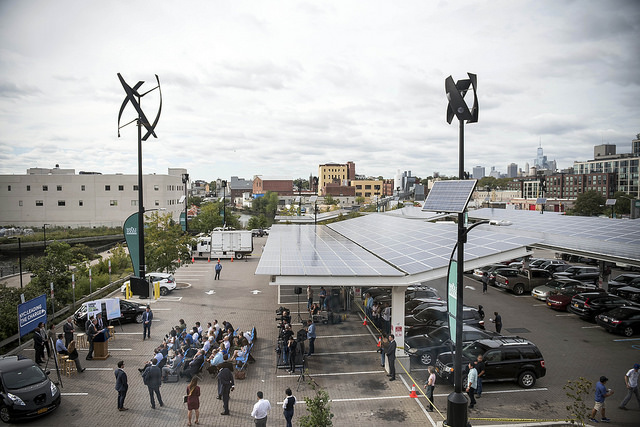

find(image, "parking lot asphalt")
[12,243,640,426]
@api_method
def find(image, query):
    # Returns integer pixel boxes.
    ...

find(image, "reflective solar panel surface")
[422,180,477,213]
[469,208,640,262]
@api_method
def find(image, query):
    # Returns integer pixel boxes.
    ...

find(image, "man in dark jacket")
[63,317,75,347]
[86,319,98,360]
[33,326,45,364]
[217,367,234,415]
[386,334,397,381]
[142,306,153,340]
[142,358,164,409]
[114,360,128,411]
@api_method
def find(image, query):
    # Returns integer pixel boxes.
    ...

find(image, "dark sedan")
[596,306,640,337]
[73,299,147,329]
[609,276,640,295]
[404,325,499,365]
[567,292,629,321]
[0,356,61,423]
[405,306,482,336]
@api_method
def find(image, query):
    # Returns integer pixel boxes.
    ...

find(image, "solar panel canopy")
[423,180,477,213]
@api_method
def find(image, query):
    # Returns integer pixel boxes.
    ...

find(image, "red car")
[546,288,605,311]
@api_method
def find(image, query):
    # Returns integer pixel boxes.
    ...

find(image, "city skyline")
[1,1,638,182]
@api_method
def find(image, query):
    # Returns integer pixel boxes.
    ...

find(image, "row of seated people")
[138,318,255,383]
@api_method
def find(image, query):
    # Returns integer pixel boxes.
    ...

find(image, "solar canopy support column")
[388,286,406,374]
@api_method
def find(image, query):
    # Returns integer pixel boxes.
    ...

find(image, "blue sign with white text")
[18,294,47,337]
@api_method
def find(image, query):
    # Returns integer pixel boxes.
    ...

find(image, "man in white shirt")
[619,363,640,410]
[250,391,271,426]
[466,362,478,409]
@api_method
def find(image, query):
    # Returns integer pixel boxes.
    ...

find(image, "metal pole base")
[445,391,469,427]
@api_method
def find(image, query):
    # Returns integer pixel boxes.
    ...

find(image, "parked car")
[405,285,441,301]
[406,298,444,314]
[251,229,267,237]
[495,268,553,295]
[435,337,546,388]
[538,260,567,270]
[73,299,147,329]
[409,299,447,315]
[121,272,176,296]
[404,325,499,365]
[596,306,640,337]
[486,266,519,288]
[362,287,390,300]
[0,355,61,423]
[608,274,640,294]
[405,306,482,336]
[545,287,605,311]
[615,286,640,303]
[567,292,629,321]
[542,263,572,274]
[531,278,596,301]
[473,264,503,280]
[528,258,553,269]
[554,266,600,285]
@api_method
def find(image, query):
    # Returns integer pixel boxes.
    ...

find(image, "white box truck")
[192,230,253,260]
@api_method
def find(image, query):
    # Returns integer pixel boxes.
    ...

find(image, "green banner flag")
[123,212,140,277]
[447,260,458,345]
[179,212,186,231]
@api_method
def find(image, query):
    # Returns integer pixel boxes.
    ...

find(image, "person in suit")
[386,334,397,381]
[142,358,164,409]
[162,349,184,381]
[217,367,234,415]
[114,360,128,411]
[63,317,75,347]
[33,326,45,364]
[142,306,153,340]
[86,318,98,360]
[96,312,106,330]
[183,349,205,380]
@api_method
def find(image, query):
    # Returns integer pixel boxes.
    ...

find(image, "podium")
[93,330,110,360]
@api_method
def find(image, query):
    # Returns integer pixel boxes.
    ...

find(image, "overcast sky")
[1,0,638,182]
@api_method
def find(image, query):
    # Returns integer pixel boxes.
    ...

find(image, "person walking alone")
[306,319,316,356]
[142,305,153,340]
[251,391,271,426]
[619,364,640,410]
[492,311,502,333]
[282,388,296,427]
[114,360,128,411]
[186,377,200,425]
[142,358,164,409]
[589,375,613,423]
[217,367,234,415]
[386,334,397,381]
[214,260,222,280]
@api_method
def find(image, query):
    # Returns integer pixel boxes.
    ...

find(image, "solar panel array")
[254,224,404,277]
[469,208,640,262]
[422,180,477,213]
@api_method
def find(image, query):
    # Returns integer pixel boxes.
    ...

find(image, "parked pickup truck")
[496,268,553,295]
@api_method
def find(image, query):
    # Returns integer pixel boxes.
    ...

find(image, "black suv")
[567,292,629,321]
[0,356,61,423]
[435,337,546,388]
[405,306,483,336]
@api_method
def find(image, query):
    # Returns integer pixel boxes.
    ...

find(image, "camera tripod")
[296,357,318,391]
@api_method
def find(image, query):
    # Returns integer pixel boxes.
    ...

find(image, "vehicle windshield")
[2,365,47,389]
[429,327,449,342]
[461,342,486,360]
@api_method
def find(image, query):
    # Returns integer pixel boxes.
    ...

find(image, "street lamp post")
[445,72,478,427]
[43,223,50,252]
[221,180,227,228]
[10,237,23,289]
[182,173,189,232]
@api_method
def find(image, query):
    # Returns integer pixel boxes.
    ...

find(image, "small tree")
[570,191,605,217]
[299,382,334,427]
[563,377,593,425]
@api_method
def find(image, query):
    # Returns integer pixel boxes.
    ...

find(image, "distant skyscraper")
[524,162,530,176]
[473,166,485,179]
[534,142,551,169]
[489,166,501,178]
[507,163,518,178]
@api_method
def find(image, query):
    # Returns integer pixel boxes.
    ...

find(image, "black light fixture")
[221,180,227,228]
[182,173,190,232]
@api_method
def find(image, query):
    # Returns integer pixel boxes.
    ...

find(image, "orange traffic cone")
[362,317,368,326]
[409,384,418,398]
[377,337,381,347]
[191,256,194,263]
[231,255,234,262]
[208,256,210,263]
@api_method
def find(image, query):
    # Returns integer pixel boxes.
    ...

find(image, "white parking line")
[581,326,600,329]
[316,334,370,339]
[277,370,383,378]
[555,314,572,317]
[613,338,640,342]
[61,392,89,396]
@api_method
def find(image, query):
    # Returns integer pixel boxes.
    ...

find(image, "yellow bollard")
[154,281,160,300]
[125,282,132,300]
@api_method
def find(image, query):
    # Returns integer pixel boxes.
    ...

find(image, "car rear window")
[520,347,541,359]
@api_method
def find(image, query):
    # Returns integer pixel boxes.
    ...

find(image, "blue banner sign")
[18,294,47,337]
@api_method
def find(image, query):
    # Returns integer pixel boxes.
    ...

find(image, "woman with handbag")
[186,377,200,425]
